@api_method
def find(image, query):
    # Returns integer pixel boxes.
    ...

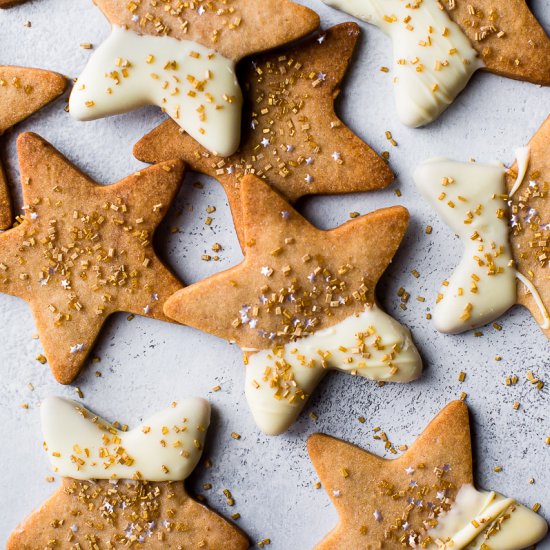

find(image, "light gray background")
[1,1,549,548]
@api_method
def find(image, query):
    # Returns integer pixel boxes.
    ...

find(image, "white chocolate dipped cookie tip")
[415,158,516,334]
[69,26,242,157]
[320,0,483,127]
[428,484,548,549]
[245,305,423,435]
[41,396,210,482]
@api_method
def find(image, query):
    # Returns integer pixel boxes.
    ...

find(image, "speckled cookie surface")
[0,66,67,229]
[309,401,473,548]
[7,478,249,550]
[507,115,550,339]
[164,175,408,350]
[92,0,320,61]
[443,0,550,85]
[134,23,393,245]
[0,133,184,384]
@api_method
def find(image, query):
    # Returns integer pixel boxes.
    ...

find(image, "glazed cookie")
[134,23,394,244]
[164,175,422,435]
[309,401,548,548]
[415,115,550,337]
[7,397,248,549]
[69,0,320,156]
[0,66,67,229]
[321,0,550,127]
[0,133,184,384]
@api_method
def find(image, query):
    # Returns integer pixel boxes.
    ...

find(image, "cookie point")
[162,290,184,322]
[307,432,328,452]
[440,399,469,421]
[50,71,68,93]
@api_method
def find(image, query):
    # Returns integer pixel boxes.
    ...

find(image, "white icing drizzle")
[508,146,550,329]
[428,484,548,549]
[508,146,531,198]
[415,158,516,333]
[69,26,242,156]
[321,0,483,127]
[245,305,422,435]
[41,397,210,482]
[516,271,550,330]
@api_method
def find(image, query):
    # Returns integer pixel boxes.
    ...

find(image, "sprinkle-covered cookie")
[321,0,550,127]
[7,397,248,549]
[134,23,394,244]
[164,175,422,435]
[415,115,550,337]
[507,115,550,340]
[0,66,67,229]
[69,0,320,157]
[0,133,184,384]
[309,401,548,548]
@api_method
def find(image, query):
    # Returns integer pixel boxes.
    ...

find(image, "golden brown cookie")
[0,133,184,384]
[507,115,550,339]
[164,174,407,352]
[93,0,320,61]
[309,401,548,549]
[164,175,422,435]
[134,23,394,245]
[444,0,550,85]
[8,479,249,550]
[0,66,67,229]
[7,397,249,549]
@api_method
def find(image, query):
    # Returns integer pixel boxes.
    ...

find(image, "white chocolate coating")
[245,305,422,435]
[516,271,550,329]
[415,158,516,333]
[428,484,548,549]
[321,0,482,127]
[70,26,242,156]
[509,146,531,198]
[41,397,210,482]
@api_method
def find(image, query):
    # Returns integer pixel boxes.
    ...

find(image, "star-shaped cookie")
[69,0,320,156]
[134,23,394,245]
[322,0,550,127]
[508,115,550,339]
[8,397,249,549]
[309,401,548,549]
[0,132,184,384]
[164,175,422,434]
[0,66,67,229]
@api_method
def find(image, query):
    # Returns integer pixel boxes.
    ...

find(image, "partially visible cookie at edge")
[309,401,548,548]
[321,0,550,127]
[507,115,550,340]
[8,397,249,549]
[0,66,67,229]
